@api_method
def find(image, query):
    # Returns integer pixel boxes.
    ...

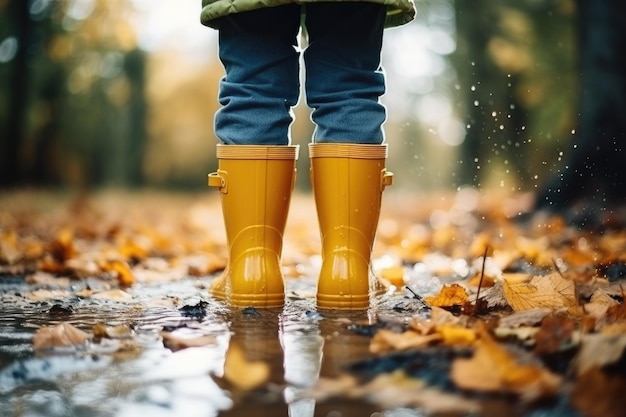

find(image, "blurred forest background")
[0,0,623,202]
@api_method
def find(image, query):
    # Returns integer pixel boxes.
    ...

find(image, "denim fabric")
[215,3,387,145]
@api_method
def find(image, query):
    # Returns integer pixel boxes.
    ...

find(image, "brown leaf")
[161,331,216,352]
[26,289,70,301]
[605,299,626,324]
[93,323,134,340]
[48,228,76,262]
[370,329,442,354]
[0,231,21,264]
[533,314,576,355]
[498,308,551,328]
[90,289,134,301]
[571,368,626,417]
[33,323,90,351]
[26,271,70,287]
[451,327,561,401]
[584,289,619,320]
[573,334,626,376]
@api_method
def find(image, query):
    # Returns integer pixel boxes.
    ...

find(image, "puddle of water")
[0,274,424,417]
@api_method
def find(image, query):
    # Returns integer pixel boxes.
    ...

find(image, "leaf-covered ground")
[0,189,625,417]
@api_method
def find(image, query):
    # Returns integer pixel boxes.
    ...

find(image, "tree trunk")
[1,1,31,187]
[536,0,626,209]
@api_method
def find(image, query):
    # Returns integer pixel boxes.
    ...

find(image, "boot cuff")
[216,145,299,160]
[309,143,388,159]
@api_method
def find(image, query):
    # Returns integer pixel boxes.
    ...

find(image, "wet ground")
[0,273,395,417]
[0,189,622,417]
[0,190,439,417]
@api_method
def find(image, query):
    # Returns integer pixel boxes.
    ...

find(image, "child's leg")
[215,5,301,145]
[303,3,387,144]
[304,3,392,309]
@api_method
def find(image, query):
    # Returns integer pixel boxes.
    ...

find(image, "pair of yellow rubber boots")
[207,143,393,310]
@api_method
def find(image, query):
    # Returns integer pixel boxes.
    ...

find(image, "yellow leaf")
[437,324,477,345]
[0,231,21,264]
[502,272,577,312]
[425,284,470,308]
[101,260,135,287]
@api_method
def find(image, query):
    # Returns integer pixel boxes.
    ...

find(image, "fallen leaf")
[161,331,216,352]
[100,260,135,287]
[573,333,626,376]
[493,327,539,344]
[429,305,472,327]
[533,314,576,355]
[479,281,509,309]
[33,323,90,351]
[370,329,442,354]
[93,323,134,340]
[118,238,150,261]
[502,272,578,312]
[571,367,626,417]
[584,289,619,319]
[90,289,133,301]
[437,324,477,346]
[223,342,270,390]
[451,327,561,401]
[25,271,70,287]
[605,299,626,324]
[0,231,21,264]
[26,289,70,301]
[425,284,470,308]
[498,308,551,328]
[48,228,76,262]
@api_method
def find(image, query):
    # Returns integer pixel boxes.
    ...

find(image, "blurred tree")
[453,0,577,190]
[1,0,33,186]
[536,0,626,210]
[0,0,146,188]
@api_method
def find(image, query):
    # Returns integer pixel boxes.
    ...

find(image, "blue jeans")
[215,3,387,145]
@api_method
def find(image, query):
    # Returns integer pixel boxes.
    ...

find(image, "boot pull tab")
[380,169,393,191]
[208,170,228,194]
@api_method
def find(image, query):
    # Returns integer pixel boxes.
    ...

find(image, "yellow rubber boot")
[208,145,298,308]
[309,143,393,310]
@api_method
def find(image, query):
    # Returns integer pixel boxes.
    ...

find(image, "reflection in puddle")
[0,275,407,416]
